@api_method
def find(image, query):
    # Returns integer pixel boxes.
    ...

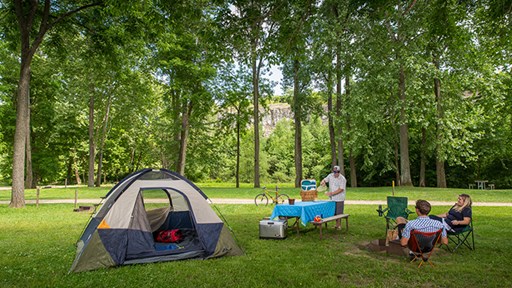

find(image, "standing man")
[320,165,346,229]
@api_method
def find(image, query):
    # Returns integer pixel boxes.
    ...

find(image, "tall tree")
[276,0,315,187]
[153,1,221,176]
[213,63,252,187]
[366,0,423,186]
[223,0,281,187]
[6,0,101,207]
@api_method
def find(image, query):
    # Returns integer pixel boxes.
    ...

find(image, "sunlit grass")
[1,184,511,204]
[0,204,510,287]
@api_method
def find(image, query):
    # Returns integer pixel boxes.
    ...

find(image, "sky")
[267,65,283,95]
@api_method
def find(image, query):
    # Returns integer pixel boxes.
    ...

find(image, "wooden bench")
[310,214,350,240]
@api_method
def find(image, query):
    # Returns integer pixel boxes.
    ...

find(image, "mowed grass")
[1,202,511,287]
[1,184,512,203]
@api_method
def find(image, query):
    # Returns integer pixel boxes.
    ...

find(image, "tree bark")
[419,127,426,187]
[398,63,413,186]
[335,44,345,174]
[95,95,112,187]
[236,108,241,188]
[11,0,102,207]
[66,157,72,186]
[25,78,35,189]
[88,91,95,187]
[177,100,193,176]
[11,59,30,208]
[11,0,40,208]
[293,59,303,188]
[252,52,261,188]
[345,75,357,187]
[73,151,81,185]
[326,74,337,167]
[394,139,401,186]
[434,56,447,188]
[349,152,357,188]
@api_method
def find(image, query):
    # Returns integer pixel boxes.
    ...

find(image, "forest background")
[1,1,511,208]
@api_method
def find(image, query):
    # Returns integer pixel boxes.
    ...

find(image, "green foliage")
[1,1,512,190]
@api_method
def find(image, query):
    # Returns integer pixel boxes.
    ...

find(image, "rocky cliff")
[260,103,327,137]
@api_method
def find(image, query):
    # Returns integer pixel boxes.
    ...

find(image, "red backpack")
[156,229,183,243]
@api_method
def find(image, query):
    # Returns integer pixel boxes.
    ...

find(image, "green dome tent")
[70,168,243,272]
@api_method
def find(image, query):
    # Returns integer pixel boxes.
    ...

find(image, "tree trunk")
[73,152,81,185]
[293,59,303,188]
[95,95,112,187]
[335,44,345,174]
[398,63,413,186]
[419,127,426,187]
[11,60,30,208]
[326,74,337,167]
[88,92,95,187]
[177,100,192,176]
[436,159,446,188]
[66,157,72,186]
[345,74,357,188]
[252,53,261,188]
[25,83,35,189]
[434,73,447,187]
[11,0,102,207]
[171,90,182,170]
[11,0,42,207]
[236,109,241,188]
[394,140,401,186]
[349,152,357,188]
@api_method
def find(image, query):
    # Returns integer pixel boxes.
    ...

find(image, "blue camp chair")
[377,196,414,231]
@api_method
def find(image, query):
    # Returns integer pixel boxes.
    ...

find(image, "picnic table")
[475,180,488,190]
[270,201,335,234]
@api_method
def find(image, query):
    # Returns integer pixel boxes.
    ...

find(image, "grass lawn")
[1,202,511,287]
[1,184,512,203]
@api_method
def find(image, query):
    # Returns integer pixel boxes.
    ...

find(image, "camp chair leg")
[447,230,474,252]
[408,229,442,268]
[418,258,435,268]
[410,253,435,268]
[447,220,475,253]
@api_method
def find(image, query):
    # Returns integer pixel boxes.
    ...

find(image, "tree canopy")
[1,0,511,206]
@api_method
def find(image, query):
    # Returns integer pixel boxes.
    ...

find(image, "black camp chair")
[446,219,474,252]
[408,229,443,268]
[377,196,414,231]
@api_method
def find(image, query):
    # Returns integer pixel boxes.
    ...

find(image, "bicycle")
[254,186,289,206]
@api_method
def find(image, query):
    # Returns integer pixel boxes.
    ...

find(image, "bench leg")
[338,218,348,241]
[318,224,323,240]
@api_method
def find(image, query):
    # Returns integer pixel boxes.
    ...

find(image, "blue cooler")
[301,179,317,191]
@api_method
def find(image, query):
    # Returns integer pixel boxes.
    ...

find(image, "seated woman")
[429,194,472,233]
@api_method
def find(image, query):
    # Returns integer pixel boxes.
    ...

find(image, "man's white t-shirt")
[322,173,347,202]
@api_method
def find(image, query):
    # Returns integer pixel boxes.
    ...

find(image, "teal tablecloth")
[270,201,335,226]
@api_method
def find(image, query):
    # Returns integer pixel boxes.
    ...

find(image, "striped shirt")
[402,216,447,239]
